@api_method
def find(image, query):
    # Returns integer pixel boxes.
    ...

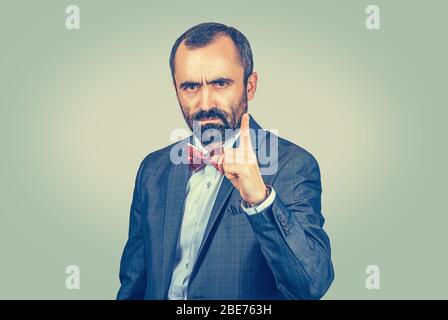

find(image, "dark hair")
[169,22,254,86]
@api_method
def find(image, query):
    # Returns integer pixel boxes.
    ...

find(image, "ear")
[246,72,258,101]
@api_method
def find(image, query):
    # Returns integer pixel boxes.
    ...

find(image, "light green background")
[1,0,447,299]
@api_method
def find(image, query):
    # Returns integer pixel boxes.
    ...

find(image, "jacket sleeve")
[116,158,148,300]
[246,150,334,299]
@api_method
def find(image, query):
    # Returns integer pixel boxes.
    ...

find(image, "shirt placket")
[181,165,217,299]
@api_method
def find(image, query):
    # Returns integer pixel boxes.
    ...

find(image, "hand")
[212,113,268,206]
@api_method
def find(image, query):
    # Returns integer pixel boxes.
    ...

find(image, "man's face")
[173,35,252,145]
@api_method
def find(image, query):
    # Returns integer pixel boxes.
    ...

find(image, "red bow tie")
[187,143,223,172]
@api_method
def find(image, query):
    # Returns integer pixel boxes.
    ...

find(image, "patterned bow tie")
[186,143,223,172]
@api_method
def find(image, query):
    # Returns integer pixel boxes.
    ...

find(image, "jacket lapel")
[161,139,191,298]
[191,174,234,279]
[190,115,264,281]
[160,116,266,296]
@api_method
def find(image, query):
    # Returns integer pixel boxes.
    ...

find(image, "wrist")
[246,184,270,207]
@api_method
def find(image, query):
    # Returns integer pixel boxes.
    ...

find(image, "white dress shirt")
[167,131,276,300]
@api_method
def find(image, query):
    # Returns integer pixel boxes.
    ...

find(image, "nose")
[198,85,215,111]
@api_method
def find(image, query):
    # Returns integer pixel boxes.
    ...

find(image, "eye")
[185,84,198,91]
[215,81,228,88]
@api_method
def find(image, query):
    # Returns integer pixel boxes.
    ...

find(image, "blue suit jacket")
[117,116,334,300]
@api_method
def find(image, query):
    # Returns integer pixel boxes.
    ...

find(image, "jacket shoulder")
[271,132,320,170]
[142,136,190,164]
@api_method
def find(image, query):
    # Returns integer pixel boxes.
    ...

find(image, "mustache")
[192,108,230,127]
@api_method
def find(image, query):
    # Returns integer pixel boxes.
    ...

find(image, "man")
[117,22,334,300]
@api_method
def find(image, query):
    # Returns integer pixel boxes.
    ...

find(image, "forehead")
[174,35,243,81]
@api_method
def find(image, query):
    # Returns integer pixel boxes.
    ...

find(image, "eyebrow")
[179,77,235,90]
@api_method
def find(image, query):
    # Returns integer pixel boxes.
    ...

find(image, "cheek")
[224,88,245,108]
[217,88,242,107]
[179,95,196,113]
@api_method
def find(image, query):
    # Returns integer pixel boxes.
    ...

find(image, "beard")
[180,91,248,146]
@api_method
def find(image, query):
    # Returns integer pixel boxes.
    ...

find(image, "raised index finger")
[239,113,252,150]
